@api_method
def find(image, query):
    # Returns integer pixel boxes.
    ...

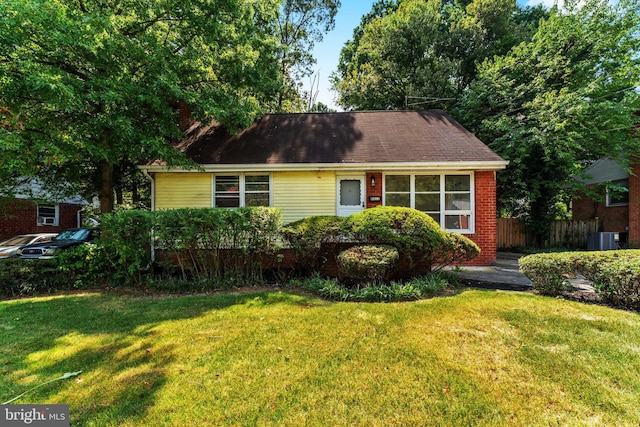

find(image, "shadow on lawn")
[0,290,319,424]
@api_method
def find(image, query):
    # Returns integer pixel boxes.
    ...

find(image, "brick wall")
[572,188,629,232]
[0,199,82,241]
[365,171,382,209]
[465,171,498,266]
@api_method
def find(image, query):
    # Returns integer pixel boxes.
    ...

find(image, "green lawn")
[1,289,639,426]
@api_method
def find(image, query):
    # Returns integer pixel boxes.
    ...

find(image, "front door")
[337,176,365,217]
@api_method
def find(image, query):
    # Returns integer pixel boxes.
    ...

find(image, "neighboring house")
[0,180,87,241]
[140,110,508,265]
[572,157,640,246]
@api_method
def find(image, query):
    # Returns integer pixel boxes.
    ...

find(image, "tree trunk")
[99,160,115,214]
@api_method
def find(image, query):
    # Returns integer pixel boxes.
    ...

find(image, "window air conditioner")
[37,217,56,226]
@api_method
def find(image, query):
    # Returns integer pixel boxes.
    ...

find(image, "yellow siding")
[155,173,212,209]
[273,171,335,223]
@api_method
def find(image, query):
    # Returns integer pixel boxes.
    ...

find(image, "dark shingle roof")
[170,110,505,166]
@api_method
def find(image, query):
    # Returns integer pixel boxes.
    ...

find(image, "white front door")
[337,176,365,217]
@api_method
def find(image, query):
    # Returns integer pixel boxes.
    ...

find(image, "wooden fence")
[497,218,599,249]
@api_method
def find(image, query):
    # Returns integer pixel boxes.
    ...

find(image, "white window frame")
[606,179,629,207]
[212,174,272,208]
[37,204,59,226]
[383,172,475,234]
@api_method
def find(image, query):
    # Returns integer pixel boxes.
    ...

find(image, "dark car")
[18,228,98,259]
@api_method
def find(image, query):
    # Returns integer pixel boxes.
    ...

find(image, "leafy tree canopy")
[331,0,546,110]
[0,0,282,212]
[274,0,340,112]
[455,0,640,243]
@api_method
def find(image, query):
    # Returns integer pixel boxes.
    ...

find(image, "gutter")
[138,160,509,174]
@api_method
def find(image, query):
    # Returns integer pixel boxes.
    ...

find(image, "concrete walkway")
[454,253,597,297]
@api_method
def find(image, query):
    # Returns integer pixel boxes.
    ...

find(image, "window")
[606,179,629,207]
[214,175,270,208]
[37,204,59,226]
[384,173,474,233]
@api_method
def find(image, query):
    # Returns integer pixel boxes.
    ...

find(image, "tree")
[456,0,640,245]
[0,0,282,212]
[274,0,340,112]
[331,0,546,110]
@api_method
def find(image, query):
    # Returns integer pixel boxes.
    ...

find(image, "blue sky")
[310,0,550,111]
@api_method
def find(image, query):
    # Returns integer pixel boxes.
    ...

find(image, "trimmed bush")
[154,207,282,284]
[519,252,578,296]
[337,245,399,283]
[432,233,481,271]
[345,206,448,270]
[520,250,640,307]
[575,250,640,309]
[282,216,346,273]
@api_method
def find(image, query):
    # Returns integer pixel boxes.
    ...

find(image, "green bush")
[432,233,481,271]
[574,250,640,309]
[55,242,114,288]
[337,245,399,283]
[520,250,640,306]
[282,216,346,273]
[154,207,282,284]
[100,210,155,285]
[519,252,578,296]
[345,206,448,269]
[0,259,68,298]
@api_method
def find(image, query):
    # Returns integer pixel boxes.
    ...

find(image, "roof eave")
[139,161,509,173]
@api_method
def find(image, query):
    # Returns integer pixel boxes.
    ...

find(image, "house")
[139,110,508,265]
[0,180,87,241]
[572,157,640,247]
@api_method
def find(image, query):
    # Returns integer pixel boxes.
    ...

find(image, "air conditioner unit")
[37,217,56,226]
[587,232,619,251]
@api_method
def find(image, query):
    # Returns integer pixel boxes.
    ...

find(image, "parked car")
[0,233,59,259]
[18,228,99,259]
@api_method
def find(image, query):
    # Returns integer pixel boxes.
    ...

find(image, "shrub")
[99,210,155,285]
[574,250,640,309]
[519,252,578,296]
[154,207,282,284]
[432,233,481,271]
[0,259,68,298]
[55,242,114,288]
[282,216,346,273]
[337,245,399,283]
[345,206,448,270]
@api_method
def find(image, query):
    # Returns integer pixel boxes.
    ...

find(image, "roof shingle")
[170,110,505,166]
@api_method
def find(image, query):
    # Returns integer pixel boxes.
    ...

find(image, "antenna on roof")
[405,95,456,109]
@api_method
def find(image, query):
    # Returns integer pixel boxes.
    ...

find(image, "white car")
[0,233,59,258]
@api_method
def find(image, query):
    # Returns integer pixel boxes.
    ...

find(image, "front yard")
[1,289,639,426]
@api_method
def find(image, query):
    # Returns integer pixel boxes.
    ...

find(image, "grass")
[1,289,640,426]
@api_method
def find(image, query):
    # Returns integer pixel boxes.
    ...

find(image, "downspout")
[142,168,156,263]
[142,168,155,212]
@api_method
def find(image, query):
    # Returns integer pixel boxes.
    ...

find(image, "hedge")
[520,250,640,308]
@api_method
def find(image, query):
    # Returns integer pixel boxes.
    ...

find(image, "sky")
[309,0,553,111]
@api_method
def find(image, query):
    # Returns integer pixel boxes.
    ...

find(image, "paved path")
[454,253,597,297]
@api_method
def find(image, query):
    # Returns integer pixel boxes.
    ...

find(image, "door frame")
[336,175,365,217]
